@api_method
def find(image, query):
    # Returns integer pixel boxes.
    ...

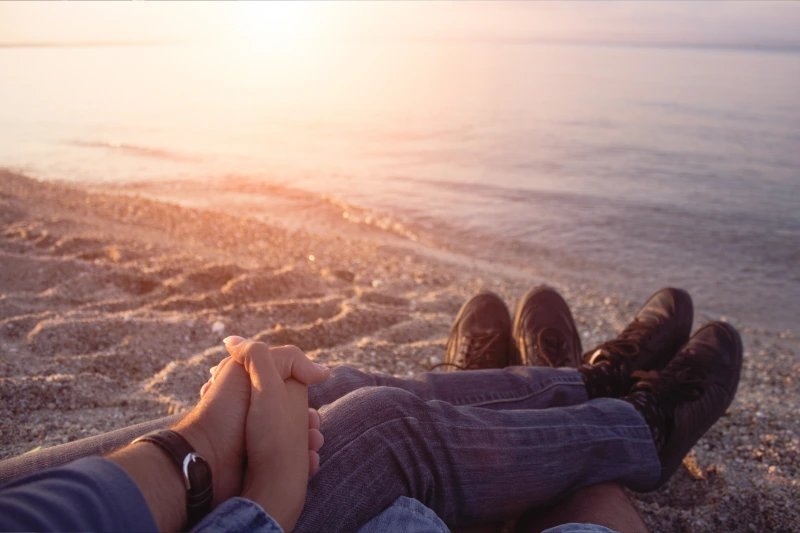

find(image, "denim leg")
[191,497,283,533]
[295,387,659,533]
[355,497,450,533]
[309,365,587,411]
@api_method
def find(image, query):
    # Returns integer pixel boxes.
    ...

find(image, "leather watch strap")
[132,429,213,527]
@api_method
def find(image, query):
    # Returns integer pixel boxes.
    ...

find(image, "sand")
[0,170,797,532]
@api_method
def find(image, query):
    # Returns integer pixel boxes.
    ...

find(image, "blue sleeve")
[0,456,158,532]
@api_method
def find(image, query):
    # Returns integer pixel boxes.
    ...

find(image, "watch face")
[183,453,213,494]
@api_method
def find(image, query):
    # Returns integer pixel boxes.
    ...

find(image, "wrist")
[172,419,223,505]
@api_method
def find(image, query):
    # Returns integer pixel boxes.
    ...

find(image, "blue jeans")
[356,497,618,533]
[294,366,659,533]
[194,495,619,533]
[0,365,659,533]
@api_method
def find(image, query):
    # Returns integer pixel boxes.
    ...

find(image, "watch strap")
[132,429,213,527]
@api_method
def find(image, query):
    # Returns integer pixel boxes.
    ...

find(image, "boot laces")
[432,332,504,371]
[632,348,712,409]
[584,318,655,365]
[535,328,569,367]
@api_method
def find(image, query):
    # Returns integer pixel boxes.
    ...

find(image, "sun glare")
[227,2,325,47]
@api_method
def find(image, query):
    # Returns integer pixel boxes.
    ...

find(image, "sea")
[1,40,798,332]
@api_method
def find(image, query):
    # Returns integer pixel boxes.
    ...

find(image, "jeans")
[195,495,618,533]
[355,497,618,533]
[193,497,284,533]
[0,365,659,533]
[294,366,659,533]
[356,497,451,533]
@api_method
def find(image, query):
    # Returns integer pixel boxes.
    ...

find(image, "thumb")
[270,345,331,385]
[224,337,330,386]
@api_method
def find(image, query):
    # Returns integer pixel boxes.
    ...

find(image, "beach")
[0,170,796,531]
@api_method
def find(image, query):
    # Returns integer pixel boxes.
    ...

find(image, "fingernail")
[209,366,218,375]
[314,362,329,371]
[223,336,245,347]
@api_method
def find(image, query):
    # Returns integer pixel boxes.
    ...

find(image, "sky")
[1,1,800,48]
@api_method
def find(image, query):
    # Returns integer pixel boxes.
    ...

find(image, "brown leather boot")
[440,291,517,371]
[512,285,582,368]
[581,287,694,398]
[624,321,742,489]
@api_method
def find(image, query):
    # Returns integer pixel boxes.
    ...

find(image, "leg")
[295,386,660,533]
[355,497,451,533]
[309,290,587,411]
[300,318,741,533]
[309,286,693,412]
[309,365,588,411]
[516,483,647,533]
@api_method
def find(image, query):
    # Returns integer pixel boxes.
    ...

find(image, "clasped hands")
[174,337,330,532]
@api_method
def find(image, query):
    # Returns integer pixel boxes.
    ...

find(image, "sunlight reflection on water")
[1,41,798,330]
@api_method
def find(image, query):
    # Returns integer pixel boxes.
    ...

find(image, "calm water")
[1,41,798,330]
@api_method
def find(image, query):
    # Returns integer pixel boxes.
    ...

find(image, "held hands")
[195,339,329,531]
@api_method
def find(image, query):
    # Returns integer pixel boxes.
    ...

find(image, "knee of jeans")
[309,365,368,408]
[319,387,427,446]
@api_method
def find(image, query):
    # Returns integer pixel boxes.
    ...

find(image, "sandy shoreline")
[0,171,797,531]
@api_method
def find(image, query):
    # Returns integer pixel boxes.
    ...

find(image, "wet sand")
[0,170,797,531]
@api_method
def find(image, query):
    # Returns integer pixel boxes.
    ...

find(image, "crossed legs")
[296,286,740,533]
[296,381,660,533]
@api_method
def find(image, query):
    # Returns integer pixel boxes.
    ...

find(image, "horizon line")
[0,41,170,49]
[2,36,799,54]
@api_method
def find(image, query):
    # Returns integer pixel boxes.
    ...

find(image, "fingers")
[308,428,323,451]
[200,356,233,397]
[211,357,232,382]
[308,450,320,477]
[308,408,320,431]
[201,355,250,403]
[223,337,330,386]
[308,410,323,476]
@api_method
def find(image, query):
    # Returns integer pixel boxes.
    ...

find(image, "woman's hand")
[204,339,329,531]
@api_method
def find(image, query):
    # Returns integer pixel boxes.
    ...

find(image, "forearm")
[0,457,158,533]
[108,443,188,532]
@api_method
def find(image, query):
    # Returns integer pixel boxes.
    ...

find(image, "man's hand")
[219,339,329,531]
[109,356,252,532]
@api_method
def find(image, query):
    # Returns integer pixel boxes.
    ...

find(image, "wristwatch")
[132,429,213,527]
